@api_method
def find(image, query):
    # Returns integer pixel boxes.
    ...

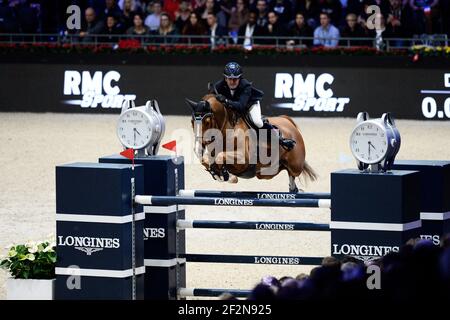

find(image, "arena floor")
[0,113,449,299]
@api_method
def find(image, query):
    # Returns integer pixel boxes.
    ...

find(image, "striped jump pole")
[178,288,251,298]
[93,154,427,300]
[135,195,332,208]
[179,189,331,200]
[177,219,330,232]
[182,254,325,266]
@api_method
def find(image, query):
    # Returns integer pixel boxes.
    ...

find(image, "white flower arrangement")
[1,235,56,279]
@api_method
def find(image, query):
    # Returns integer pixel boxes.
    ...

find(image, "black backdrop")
[1,53,449,120]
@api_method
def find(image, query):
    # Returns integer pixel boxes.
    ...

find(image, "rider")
[214,62,296,150]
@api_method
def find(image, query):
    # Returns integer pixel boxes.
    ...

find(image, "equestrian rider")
[214,62,296,150]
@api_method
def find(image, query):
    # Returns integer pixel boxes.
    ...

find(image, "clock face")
[350,122,388,164]
[117,109,152,149]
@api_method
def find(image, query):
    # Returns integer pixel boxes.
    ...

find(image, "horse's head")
[186,98,212,120]
[186,99,213,157]
[186,94,229,158]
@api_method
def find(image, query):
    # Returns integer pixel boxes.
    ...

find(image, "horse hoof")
[289,186,299,193]
[228,175,238,183]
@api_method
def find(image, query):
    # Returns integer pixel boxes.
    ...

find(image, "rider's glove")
[216,94,229,106]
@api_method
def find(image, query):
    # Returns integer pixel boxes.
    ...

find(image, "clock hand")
[369,141,377,150]
[134,128,142,136]
[368,141,371,157]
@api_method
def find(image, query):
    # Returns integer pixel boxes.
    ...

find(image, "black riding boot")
[261,120,296,151]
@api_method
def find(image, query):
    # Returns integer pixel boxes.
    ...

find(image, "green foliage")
[1,239,56,279]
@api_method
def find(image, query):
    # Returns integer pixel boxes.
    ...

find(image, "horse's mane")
[203,93,216,100]
[202,93,239,127]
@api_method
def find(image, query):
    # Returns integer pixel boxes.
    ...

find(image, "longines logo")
[254,256,300,265]
[332,243,399,262]
[74,247,103,255]
[58,236,120,256]
[256,193,296,200]
[143,228,165,240]
[255,223,295,230]
[214,198,254,206]
[420,234,440,246]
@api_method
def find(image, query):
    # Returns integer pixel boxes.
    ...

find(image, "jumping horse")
[185,91,317,193]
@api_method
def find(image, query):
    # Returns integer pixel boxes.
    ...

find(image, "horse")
[185,93,317,192]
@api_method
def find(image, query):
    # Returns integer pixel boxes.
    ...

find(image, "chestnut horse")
[186,94,317,192]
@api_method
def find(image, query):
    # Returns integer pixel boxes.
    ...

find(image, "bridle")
[192,98,229,147]
[192,111,215,147]
[192,98,231,181]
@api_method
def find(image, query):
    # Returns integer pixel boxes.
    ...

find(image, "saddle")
[243,114,282,146]
[236,114,286,179]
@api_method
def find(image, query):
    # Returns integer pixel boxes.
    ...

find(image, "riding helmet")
[223,62,243,79]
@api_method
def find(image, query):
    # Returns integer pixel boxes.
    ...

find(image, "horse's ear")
[208,82,219,95]
[185,98,198,111]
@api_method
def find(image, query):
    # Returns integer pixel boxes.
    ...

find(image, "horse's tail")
[301,161,318,182]
[277,115,317,182]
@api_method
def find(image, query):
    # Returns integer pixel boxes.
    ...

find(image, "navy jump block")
[99,155,186,300]
[392,160,450,245]
[99,154,184,196]
[331,169,421,261]
[55,162,145,300]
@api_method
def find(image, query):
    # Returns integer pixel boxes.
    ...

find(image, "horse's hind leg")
[228,174,238,183]
[289,175,298,193]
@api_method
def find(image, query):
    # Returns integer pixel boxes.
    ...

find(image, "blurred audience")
[175,0,192,32]
[122,0,143,31]
[241,234,450,301]
[287,12,313,45]
[126,12,149,35]
[206,11,228,46]
[152,11,178,42]
[313,12,339,47]
[255,0,269,28]
[144,0,162,31]
[228,0,249,32]
[264,10,286,44]
[238,10,263,46]
[340,13,366,45]
[1,0,450,47]
[182,12,207,43]
[79,7,104,43]
[102,14,122,42]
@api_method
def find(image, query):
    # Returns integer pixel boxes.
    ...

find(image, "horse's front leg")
[215,150,245,183]
[201,150,211,168]
[199,146,225,182]
[215,150,246,164]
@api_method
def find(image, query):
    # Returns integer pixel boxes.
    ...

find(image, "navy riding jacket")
[214,78,264,113]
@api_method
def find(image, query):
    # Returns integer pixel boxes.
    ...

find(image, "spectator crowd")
[221,235,450,301]
[1,0,450,47]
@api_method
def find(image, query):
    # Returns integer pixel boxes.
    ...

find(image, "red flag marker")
[162,140,177,153]
[120,148,135,167]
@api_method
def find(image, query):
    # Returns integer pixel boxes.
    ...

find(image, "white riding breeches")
[248,101,263,128]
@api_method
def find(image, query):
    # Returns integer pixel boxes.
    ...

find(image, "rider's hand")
[216,94,229,106]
